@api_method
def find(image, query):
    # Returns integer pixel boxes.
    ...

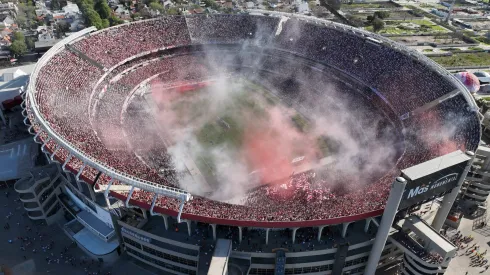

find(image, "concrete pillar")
[0,108,6,126]
[76,180,82,192]
[342,222,351,238]
[265,228,270,245]
[432,151,475,232]
[364,218,373,233]
[292,227,299,244]
[88,183,96,201]
[364,177,407,275]
[238,226,243,243]
[162,215,169,230]
[317,226,326,241]
[103,179,113,209]
[186,220,192,237]
[211,224,217,241]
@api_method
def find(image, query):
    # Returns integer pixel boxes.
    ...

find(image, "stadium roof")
[401,150,471,181]
[0,137,38,181]
[0,63,35,87]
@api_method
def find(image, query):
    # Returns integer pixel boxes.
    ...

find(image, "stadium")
[22,12,481,275]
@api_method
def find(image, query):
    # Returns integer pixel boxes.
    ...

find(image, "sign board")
[121,227,151,243]
[398,150,470,210]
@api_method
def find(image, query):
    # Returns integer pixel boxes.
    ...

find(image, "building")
[463,145,490,206]
[0,2,18,17]
[14,163,64,225]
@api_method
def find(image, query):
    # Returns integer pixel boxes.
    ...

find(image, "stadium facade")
[19,12,482,275]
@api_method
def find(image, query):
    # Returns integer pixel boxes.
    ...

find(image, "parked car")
[473,71,490,84]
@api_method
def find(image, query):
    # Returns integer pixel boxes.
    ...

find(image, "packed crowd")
[71,17,191,68]
[27,14,481,223]
[116,170,395,222]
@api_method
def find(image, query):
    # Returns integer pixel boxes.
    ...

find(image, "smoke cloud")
[89,31,472,205]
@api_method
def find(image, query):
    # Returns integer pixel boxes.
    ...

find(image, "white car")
[473,71,490,84]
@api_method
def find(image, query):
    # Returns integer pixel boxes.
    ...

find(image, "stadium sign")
[398,151,470,210]
[406,173,458,199]
[121,227,151,243]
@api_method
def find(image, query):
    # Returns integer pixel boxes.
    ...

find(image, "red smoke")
[418,110,464,156]
[243,126,294,184]
[242,108,318,184]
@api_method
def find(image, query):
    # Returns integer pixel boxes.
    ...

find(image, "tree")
[51,0,61,10]
[373,11,390,20]
[56,21,71,34]
[149,2,164,12]
[109,15,123,26]
[85,9,104,29]
[94,0,112,19]
[102,19,109,28]
[25,37,35,50]
[10,40,28,57]
[16,14,27,29]
[202,0,220,10]
[325,0,341,11]
[78,0,118,28]
[166,7,180,15]
[13,31,25,42]
[131,12,141,20]
[372,18,385,33]
[366,15,374,22]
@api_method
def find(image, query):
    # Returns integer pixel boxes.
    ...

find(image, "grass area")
[469,46,484,51]
[291,114,310,133]
[430,52,490,67]
[342,3,383,9]
[480,96,490,101]
[365,19,447,35]
[196,154,216,177]
[445,47,462,52]
[475,36,490,45]
[316,136,340,157]
[196,115,244,148]
[423,48,434,52]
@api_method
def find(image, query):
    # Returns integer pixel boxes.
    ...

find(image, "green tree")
[149,2,164,12]
[10,40,28,57]
[25,37,35,50]
[202,0,220,9]
[16,14,27,29]
[373,11,390,19]
[85,8,104,29]
[109,15,123,26]
[51,0,61,10]
[325,0,341,11]
[131,12,141,20]
[94,0,112,19]
[166,7,180,15]
[101,18,110,28]
[372,18,385,33]
[15,2,38,29]
[77,0,118,28]
[13,31,25,41]
[55,21,70,36]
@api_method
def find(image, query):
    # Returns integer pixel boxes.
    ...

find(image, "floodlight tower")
[444,0,457,23]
